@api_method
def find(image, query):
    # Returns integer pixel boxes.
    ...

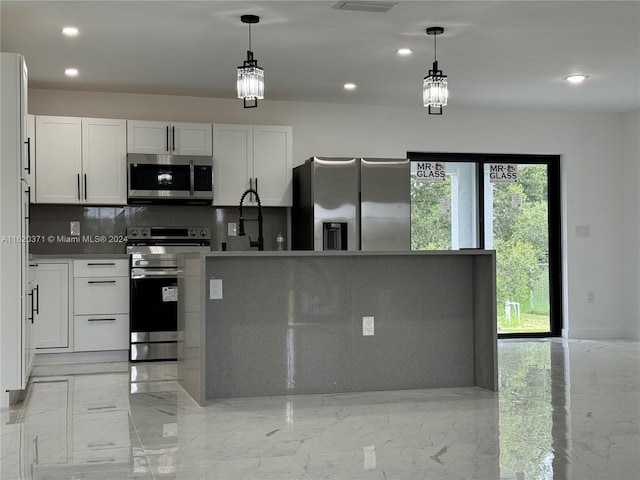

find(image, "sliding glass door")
[409,153,562,337]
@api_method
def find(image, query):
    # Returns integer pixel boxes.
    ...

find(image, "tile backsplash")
[29,204,288,254]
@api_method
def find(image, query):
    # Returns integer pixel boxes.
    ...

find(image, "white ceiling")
[2,1,639,113]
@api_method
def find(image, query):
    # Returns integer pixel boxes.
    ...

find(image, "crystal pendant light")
[237,15,264,108]
[423,26,448,115]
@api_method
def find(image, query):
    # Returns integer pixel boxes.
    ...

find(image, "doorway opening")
[409,152,562,337]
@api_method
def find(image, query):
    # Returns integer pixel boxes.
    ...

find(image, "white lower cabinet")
[31,258,130,356]
[33,263,70,350]
[73,259,129,352]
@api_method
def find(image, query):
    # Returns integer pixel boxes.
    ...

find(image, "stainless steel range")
[126,226,211,361]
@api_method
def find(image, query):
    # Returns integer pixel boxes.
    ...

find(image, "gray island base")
[178,250,497,406]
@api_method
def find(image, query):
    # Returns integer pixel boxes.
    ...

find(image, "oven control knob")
[141,229,149,237]
[130,228,138,237]
[189,229,196,237]
[200,229,207,237]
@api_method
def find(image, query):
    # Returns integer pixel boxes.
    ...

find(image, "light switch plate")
[70,221,80,236]
[227,222,237,237]
[363,316,374,336]
[209,279,223,299]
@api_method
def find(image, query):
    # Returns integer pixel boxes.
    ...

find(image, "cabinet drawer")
[74,314,129,352]
[74,277,129,314]
[74,259,128,278]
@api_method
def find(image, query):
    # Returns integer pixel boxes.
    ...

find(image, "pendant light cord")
[433,33,437,64]
[248,23,252,51]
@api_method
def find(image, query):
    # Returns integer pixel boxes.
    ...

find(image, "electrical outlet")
[587,290,595,304]
[363,316,374,336]
[576,225,591,238]
[227,222,237,237]
[70,221,80,236]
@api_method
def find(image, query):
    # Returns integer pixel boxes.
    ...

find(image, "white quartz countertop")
[30,253,129,260]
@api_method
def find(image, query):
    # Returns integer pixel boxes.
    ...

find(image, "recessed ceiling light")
[64,68,79,77]
[564,74,589,84]
[397,48,412,56]
[62,26,79,37]
[344,83,357,90]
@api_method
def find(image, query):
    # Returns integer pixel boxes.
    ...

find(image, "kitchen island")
[177,250,497,406]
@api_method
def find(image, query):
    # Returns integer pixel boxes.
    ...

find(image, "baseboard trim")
[34,350,129,365]
[567,327,638,339]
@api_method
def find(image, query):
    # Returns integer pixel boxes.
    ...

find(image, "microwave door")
[129,162,192,199]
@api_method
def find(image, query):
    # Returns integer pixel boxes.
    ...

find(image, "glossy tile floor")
[1,339,638,479]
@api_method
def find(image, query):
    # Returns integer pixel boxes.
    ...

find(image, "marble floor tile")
[1,339,639,479]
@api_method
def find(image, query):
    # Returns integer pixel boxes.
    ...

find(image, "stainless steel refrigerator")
[292,157,410,251]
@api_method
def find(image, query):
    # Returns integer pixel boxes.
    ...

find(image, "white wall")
[29,89,629,338]
[621,109,640,339]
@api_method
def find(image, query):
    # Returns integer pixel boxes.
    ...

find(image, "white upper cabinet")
[35,116,126,205]
[82,118,127,204]
[172,122,213,156]
[212,124,252,206]
[212,124,292,207]
[126,120,167,154]
[253,125,293,206]
[35,116,83,204]
[127,120,212,156]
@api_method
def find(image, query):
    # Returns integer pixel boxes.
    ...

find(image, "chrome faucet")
[238,188,264,251]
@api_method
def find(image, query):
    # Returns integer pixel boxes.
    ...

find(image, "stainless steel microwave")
[127,153,213,204]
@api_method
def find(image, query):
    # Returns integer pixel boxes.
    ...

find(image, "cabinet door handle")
[28,290,34,323]
[166,126,169,152]
[25,186,31,221]
[172,126,176,152]
[24,138,31,174]
[84,174,87,200]
[87,318,116,322]
[87,262,116,266]
[77,174,81,200]
[87,280,117,284]
[249,178,254,202]
[34,285,39,314]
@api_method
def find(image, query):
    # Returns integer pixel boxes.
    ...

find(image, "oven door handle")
[131,269,178,279]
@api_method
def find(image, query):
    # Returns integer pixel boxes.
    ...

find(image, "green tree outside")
[411,164,550,332]
[410,175,452,250]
